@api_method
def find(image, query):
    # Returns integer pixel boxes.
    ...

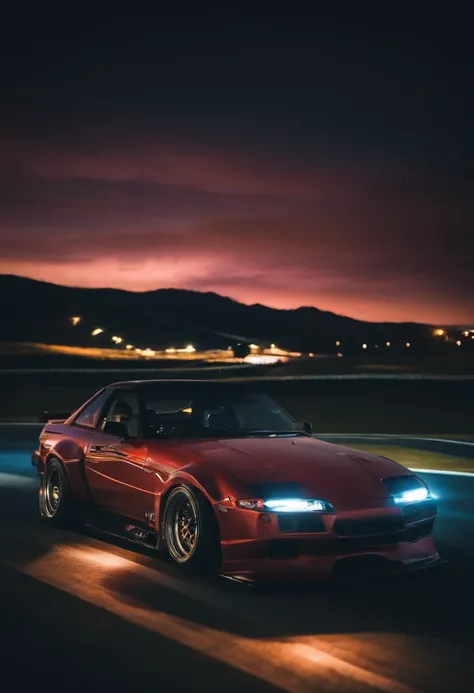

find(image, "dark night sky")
[1,8,473,323]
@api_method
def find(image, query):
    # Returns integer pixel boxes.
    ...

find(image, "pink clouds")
[1,130,357,200]
[0,127,473,324]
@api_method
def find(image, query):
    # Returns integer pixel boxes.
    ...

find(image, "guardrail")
[0,364,254,375]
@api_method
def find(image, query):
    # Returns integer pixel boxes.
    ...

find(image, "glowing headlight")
[236,497,332,512]
[394,487,429,504]
[383,475,431,505]
[264,498,326,512]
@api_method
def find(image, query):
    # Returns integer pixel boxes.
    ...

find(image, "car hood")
[182,435,410,510]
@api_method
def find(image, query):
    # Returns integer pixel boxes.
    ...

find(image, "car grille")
[334,501,436,538]
[334,516,405,536]
[323,519,434,553]
[277,513,326,533]
[339,519,435,550]
[278,507,436,537]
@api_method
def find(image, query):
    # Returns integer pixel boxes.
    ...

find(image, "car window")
[142,383,302,439]
[102,390,141,438]
[230,395,293,430]
[74,390,110,429]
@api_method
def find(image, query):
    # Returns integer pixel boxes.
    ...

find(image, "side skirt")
[79,504,161,551]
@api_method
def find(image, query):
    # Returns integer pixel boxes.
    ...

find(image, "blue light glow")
[264,498,326,512]
[394,487,429,504]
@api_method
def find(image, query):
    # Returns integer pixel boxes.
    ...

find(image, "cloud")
[0,128,360,200]
[0,127,473,323]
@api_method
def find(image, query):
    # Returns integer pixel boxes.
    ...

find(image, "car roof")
[106,378,249,388]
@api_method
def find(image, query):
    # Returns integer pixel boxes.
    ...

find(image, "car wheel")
[163,485,221,573]
[39,457,77,527]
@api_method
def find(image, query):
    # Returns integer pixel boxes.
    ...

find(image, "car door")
[84,389,156,523]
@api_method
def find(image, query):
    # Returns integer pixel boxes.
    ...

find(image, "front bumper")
[218,499,439,581]
[221,536,441,581]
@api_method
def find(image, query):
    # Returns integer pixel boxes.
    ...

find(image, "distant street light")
[91,328,103,336]
[271,343,276,349]
[435,329,444,336]
[186,344,196,352]
[386,341,391,347]
[70,316,81,326]
[456,340,462,347]
[126,344,133,350]
[112,336,123,344]
[335,341,341,347]
[406,342,411,348]
[362,344,367,349]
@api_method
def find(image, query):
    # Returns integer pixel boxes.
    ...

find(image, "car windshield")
[141,382,305,439]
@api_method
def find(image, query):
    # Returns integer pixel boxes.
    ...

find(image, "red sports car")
[33,379,441,580]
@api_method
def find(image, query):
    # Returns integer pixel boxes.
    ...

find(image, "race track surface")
[1,425,473,693]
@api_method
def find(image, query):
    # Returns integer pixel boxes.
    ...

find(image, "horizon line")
[0,273,455,328]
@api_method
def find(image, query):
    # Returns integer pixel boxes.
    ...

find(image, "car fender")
[43,439,91,502]
[158,461,247,531]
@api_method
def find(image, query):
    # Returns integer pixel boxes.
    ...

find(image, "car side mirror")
[103,420,129,438]
[37,409,71,423]
[303,421,313,435]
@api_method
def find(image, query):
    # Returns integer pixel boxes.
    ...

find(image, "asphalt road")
[1,425,474,693]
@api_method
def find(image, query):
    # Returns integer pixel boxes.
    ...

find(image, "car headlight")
[383,475,431,504]
[236,498,265,510]
[236,497,333,512]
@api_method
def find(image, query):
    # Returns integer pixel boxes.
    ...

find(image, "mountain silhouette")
[0,275,434,352]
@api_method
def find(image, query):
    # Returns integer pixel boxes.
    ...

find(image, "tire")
[39,457,77,528]
[162,485,221,573]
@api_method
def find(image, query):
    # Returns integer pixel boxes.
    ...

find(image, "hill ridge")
[0,274,434,351]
